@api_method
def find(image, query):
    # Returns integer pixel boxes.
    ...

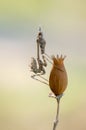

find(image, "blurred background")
[0,0,86,130]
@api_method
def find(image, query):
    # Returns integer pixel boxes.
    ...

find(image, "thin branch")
[53,99,60,130]
[49,93,63,130]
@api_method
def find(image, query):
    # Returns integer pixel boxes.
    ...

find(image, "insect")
[29,28,48,85]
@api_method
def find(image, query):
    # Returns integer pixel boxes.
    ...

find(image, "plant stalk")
[52,94,63,130]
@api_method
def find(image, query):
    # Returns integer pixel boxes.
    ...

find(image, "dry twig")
[49,93,63,130]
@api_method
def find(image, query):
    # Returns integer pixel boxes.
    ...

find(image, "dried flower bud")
[49,55,68,96]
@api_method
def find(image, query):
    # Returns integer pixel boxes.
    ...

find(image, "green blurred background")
[0,0,86,130]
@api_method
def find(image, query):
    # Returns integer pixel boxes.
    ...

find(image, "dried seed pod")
[49,55,68,96]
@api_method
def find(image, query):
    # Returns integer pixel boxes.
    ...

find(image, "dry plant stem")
[53,98,60,130]
[49,94,63,130]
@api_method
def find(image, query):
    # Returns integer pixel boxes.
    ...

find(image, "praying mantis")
[30,28,51,85]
